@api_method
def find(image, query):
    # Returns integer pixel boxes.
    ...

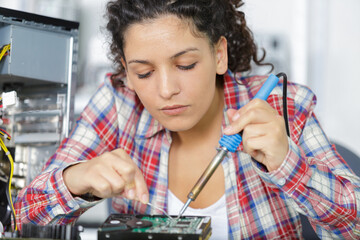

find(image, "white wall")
[315,0,360,156]
[244,0,308,85]
[244,0,360,157]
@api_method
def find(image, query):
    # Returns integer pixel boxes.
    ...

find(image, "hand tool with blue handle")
[177,74,280,218]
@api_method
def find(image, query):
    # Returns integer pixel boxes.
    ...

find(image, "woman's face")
[122,14,227,132]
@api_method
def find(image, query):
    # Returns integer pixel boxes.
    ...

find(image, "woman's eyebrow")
[128,59,150,65]
[127,47,199,65]
[171,47,199,59]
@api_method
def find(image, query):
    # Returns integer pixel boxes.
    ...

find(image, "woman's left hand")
[224,99,289,172]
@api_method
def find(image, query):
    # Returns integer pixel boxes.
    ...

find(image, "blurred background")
[1,0,359,154]
[0,0,359,237]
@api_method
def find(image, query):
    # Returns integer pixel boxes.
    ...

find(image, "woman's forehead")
[122,15,210,56]
[124,14,206,42]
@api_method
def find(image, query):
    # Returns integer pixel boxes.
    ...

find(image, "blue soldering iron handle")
[219,74,280,152]
[253,74,280,100]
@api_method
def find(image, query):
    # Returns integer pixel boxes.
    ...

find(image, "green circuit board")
[132,215,207,233]
[98,214,212,240]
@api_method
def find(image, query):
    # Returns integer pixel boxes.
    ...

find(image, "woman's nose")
[158,69,180,99]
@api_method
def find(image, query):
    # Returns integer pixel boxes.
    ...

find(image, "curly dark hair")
[106,0,270,86]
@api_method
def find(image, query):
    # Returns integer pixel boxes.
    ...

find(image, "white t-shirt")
[167,190,229,240]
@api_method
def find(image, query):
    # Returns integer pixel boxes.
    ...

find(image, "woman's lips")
[161,105,188,116]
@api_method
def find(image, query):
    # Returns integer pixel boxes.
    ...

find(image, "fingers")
[109,149,149,203]
[111,150,137,183]
[134,169,149,204]
[90,174,125,198]
[63,148,149,203]
[226,108,238,121]
[224,99,276,135]
[95,164,126,196]
[223,99,289,171]
[243,129,288,171]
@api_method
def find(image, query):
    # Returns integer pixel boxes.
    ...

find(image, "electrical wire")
[275,72,290,137]
[229,71,290,138]
[0,137,17,231]
[0,128,11,141]
[0,44,11,61]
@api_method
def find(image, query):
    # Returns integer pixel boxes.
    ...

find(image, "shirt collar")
[135,107,166,139]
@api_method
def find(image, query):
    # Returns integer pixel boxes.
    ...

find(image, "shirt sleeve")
[254,85,360,238]
[14,79,121,229]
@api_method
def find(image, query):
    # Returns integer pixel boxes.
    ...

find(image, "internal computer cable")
[0,136,17,231]
[0,44,11,62]
[0,128,11,141]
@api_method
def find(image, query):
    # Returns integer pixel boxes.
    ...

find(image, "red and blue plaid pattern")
[15,72,360,239]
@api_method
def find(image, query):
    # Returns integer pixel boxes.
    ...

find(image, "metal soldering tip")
[177,198,192,219]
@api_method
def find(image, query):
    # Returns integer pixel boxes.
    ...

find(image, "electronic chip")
[98,214,211,240]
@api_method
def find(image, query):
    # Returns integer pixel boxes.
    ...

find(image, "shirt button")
[277,178,286,186]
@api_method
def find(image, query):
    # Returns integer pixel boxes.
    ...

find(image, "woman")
[15,0,360,239]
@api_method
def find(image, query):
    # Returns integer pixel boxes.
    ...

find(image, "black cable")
[1,156,14,232]
[276,72,290,137]
[0,181,12,230]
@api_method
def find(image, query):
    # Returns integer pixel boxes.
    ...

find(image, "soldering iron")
[177,73,286,218]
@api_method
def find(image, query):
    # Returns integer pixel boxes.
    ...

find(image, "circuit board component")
[98,214,211,240]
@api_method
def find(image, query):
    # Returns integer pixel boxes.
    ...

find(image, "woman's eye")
[137,71,152,79]
[178,62,197,71]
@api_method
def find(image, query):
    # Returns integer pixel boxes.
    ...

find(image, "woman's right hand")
[63,148,149,204]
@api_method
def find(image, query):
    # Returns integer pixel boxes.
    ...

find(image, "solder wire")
[146,202,174,221]
[0,137,17,231]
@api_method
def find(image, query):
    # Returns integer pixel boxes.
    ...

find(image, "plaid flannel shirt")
[15,71,360,239]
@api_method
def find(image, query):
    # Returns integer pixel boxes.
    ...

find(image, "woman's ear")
[121,58,134,90]
[215,36,228,75]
